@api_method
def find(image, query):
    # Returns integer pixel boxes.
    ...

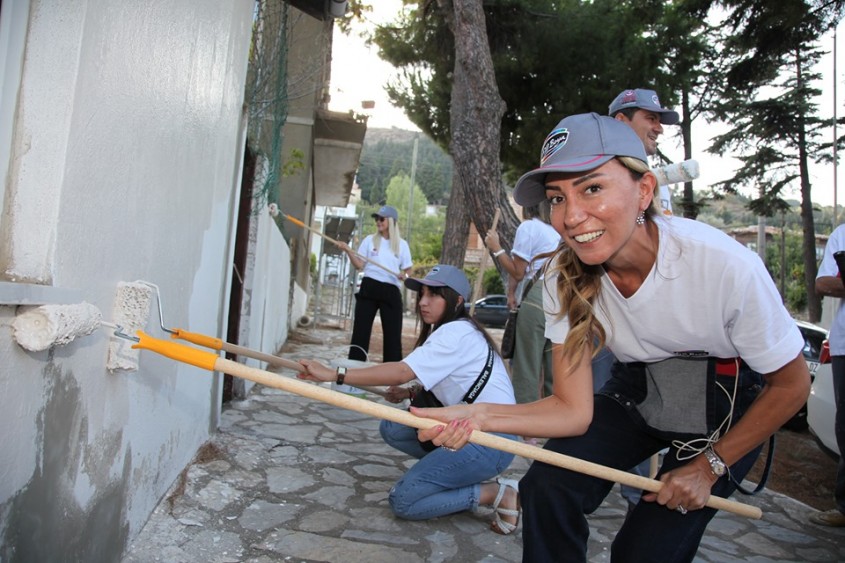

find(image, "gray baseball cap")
[608,88,680,125]
[372,205,399,221]
[512,113,648,206]
[405,264,471,301]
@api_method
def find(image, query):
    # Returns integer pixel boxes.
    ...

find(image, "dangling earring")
[636,211,646,225]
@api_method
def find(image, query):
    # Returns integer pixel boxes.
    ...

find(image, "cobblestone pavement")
[123,324,845,562]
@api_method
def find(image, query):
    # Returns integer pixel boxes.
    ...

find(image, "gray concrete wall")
[0,1,258,560]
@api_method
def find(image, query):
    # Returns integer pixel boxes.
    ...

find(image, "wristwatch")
[335,366,347,386]
[703,446,727,477]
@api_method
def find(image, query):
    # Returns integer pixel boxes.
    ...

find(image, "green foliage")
[282,148,305,177]
[356,131,453,206]
[764,230,809,312]
[483,267,505,295]
[374,0,674,182]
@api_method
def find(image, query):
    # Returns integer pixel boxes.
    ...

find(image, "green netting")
[245,0,289,213]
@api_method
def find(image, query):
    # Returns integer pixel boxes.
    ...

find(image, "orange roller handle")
[285,214,306,228]
[132,331,219,371]
[170,328,223,351]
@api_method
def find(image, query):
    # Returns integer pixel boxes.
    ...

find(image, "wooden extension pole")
[132,331,762,520]
[167,329,389,398]
[284,214,402,278]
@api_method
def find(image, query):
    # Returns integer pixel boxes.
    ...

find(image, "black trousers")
[349,277,404,362]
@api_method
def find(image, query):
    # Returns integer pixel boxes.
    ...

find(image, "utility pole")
[403,135,420,311]
[834,28,839,226]
[406,135,419,244]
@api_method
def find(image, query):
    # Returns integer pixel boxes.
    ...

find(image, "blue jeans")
[379,420,517,520]
[832,356,845,514]
[521,363,763,563]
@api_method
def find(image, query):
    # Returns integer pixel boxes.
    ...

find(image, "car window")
[488,296,507,306]
[799,326,825,361]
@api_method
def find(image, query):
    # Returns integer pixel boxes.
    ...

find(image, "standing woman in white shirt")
[484,204,561,405]
[337,205,413,362]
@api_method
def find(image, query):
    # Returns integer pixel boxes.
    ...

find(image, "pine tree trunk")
[796,50,820,321]
[436,0,518,269]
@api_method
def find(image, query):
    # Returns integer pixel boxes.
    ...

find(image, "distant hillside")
[357,128,453,205]
[364,127,421,145]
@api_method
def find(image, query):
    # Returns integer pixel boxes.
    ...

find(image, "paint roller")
[283,214,403,279]
[10,281,157,373]
[124,329,763,520]
[12,302,104,352]
[651,159,699,186]
[136,280,390,397]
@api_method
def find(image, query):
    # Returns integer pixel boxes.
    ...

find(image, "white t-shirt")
[816,223,845,354]
[544,216,803,374]
[511,218,560,278]
[402,320,516,406]
[657,185,674,216]
[357,234,412,288]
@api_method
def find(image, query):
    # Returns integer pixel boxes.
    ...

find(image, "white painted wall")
[234,203,292,398]
[0,1,263,560]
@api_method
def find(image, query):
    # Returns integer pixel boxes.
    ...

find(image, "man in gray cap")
[609,88,680,215]
[607,88,680,513]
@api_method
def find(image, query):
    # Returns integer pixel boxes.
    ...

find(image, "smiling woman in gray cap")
[414,113,810,561]
[298,265,520,533]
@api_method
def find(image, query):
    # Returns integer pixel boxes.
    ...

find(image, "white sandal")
[490,477,521,535]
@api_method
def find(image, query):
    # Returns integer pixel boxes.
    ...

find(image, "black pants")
[521,359,764,563]
[349,277,404,362]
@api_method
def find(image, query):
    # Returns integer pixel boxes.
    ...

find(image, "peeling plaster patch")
[0,363,131,562]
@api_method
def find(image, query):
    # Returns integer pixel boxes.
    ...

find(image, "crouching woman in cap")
[298,265,521,533]
[414,114,810,561]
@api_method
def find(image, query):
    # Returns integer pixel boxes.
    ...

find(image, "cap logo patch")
[540,128,569,165]
[651,94,660,106]
[621,90,637,103]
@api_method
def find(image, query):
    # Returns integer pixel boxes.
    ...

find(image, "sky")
[328,3,845,209]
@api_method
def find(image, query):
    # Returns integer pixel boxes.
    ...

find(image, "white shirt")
[816,223,845,354]
[544,216,802,374]
[511,218,560,279]
[657,185,674,216]
[357,234,412,288]
[402,320,516,406]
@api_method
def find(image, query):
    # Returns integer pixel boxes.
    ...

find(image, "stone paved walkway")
[123,324,845,562]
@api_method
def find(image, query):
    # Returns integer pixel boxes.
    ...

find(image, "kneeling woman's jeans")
[379,420,517,520]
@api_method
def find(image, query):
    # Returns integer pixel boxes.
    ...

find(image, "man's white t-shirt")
[403,320,515,406]
[817,223,845,355]
[357,235,412,288]
[511,218,560,279]
[544,216,802,375]
[657,185,674,216]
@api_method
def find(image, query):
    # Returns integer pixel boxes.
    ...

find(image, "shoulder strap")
[461,345,495,404]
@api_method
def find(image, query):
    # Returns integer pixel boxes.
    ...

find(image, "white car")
[782,320,828,431]
[806,333,840,458]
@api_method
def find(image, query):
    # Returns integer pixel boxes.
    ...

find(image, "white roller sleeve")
[106,281,153,371]
[651,159,700,186]
[12,302,103,351]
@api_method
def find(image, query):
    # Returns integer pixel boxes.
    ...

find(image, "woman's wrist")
[493,249,506,258]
